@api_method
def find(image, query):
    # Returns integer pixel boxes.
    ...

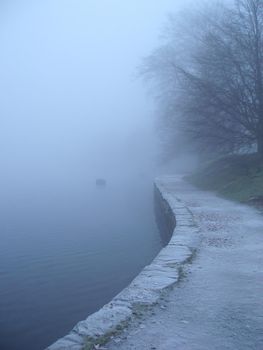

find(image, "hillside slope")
[186,154,263,203]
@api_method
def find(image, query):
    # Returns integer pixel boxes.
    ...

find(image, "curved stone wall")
[46,177,200,350]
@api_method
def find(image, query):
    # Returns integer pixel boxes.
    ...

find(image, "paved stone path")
[107,177,263,350]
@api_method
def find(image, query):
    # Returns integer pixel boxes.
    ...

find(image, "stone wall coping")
[46,177,201,350]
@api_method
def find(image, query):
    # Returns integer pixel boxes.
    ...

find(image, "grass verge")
[186,153,263,203]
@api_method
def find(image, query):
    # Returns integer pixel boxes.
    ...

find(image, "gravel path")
[107,177,263,350]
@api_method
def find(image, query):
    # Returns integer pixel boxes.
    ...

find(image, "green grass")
[186,153,263,203]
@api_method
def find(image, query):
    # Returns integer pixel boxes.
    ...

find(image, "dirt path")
[107,177,263,350]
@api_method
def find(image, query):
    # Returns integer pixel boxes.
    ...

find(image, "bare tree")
[142,0,263,158]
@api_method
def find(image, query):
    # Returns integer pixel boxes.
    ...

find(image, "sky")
[0,0,193,188]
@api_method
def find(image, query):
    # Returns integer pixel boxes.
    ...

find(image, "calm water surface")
[0,176,162,350]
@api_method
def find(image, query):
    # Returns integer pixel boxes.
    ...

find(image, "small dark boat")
[96,178,106,187]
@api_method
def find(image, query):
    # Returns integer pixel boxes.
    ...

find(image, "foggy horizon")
[0,3,193,349]
[0,0,194,190]
[2,2,261,350]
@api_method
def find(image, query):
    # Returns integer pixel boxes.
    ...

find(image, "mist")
[4,2,261,350]
[0,0,193,191]
[1,2,198,350]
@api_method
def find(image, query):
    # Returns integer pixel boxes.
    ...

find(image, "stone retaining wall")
[46,177,200,350]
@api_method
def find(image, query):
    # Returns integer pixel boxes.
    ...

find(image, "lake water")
[0,176,162,350]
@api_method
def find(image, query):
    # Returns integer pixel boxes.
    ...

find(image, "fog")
[0,0,194,190]
[0,2,196,349]
[1,2,261,350]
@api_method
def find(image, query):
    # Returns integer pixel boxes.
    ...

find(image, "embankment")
[47,177,200,350]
